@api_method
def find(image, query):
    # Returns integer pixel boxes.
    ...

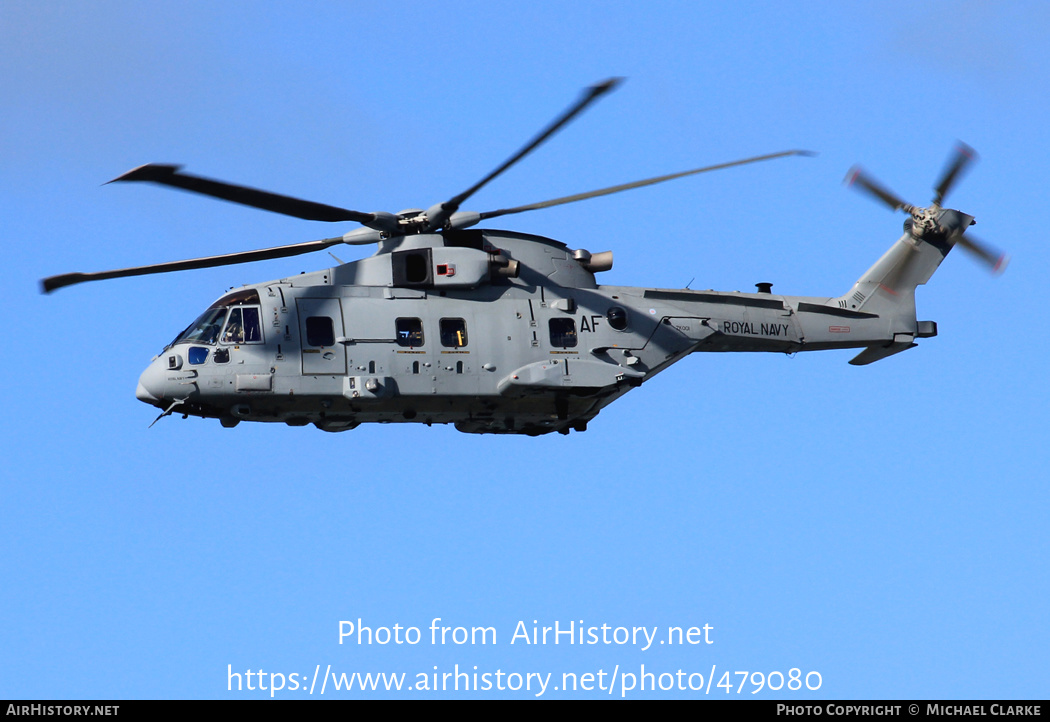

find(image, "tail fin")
[835,230,954,321]
[833,221,965,365]
[836,144,996,364]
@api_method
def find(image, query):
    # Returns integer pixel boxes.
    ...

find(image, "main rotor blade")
[41,236,346,293]
[424,78,623,231]
[477,150,814,222]
[950,230,1008,274]
[110,164,386,226]
[845,166,910,212]
[932,142,976,207]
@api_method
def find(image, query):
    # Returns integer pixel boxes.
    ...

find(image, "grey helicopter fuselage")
[46,83,1001,432]
[135,217,954,436]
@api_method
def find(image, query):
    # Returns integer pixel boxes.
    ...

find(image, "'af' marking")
[579,315,602,333]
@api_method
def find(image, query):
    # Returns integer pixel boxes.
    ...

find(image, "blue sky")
[2,0,1047,699]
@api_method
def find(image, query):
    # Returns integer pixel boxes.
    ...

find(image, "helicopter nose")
[135,381,157,404]
[136,361,167,406]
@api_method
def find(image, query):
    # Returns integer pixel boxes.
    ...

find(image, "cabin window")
[548,318,578,348]
[440,318,468,347]
[221,306,263,344]
[396,318,424,347]
[188,346,209,365]
[305,316,335,347]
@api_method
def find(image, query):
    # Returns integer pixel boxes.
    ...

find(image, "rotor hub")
[908,206,942,238]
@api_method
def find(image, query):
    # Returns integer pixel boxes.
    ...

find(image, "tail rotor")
[845,143,1007,274]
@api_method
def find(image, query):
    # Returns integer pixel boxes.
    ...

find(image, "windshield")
[171,307,227,347]
[167,289,263,350]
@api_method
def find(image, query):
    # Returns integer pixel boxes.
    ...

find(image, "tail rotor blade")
[932,142,977,207]
[845,166,910,212]
[950,230,1008,274]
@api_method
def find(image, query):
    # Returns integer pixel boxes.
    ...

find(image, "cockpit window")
[169,290,263,349]
[221,306,263,344]
[172,307,227,347]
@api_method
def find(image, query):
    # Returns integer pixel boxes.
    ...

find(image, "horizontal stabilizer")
[849,341,917,366]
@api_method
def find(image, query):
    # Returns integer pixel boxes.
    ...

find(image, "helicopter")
[42,78,1006,436]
